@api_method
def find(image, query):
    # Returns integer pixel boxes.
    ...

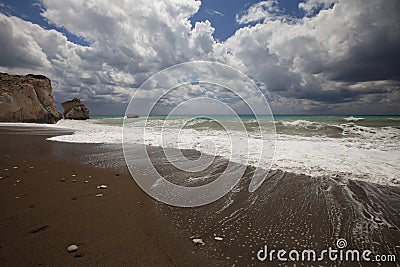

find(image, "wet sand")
[0,127,215,266]
[90,143,400,266]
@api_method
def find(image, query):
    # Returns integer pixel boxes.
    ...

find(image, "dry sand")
[0,127,214,266]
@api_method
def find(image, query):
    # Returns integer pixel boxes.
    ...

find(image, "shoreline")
[0,126,215,266]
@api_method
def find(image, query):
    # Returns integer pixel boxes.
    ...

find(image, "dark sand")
[1,126,399,266]
[0,127,215,266]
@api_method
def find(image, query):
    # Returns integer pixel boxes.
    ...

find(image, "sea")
[2,115,400,264]
[38,114,400,186]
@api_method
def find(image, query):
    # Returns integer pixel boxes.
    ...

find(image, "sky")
[0,0,399,115]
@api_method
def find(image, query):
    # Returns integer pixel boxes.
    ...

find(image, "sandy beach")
[1,126,399,266]
[0,127,215,266]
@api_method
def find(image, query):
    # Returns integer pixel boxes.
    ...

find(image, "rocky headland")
[0,73,62,123]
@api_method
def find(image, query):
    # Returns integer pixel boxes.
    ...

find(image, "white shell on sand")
[84,180,88,184]
[95,193,103,197]
[192,238,204,245]
[67,244,78,253]
[97,185,107,189]
[214,236,223,241]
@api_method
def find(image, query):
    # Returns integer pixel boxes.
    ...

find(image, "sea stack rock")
[62,98,90,120]
[0,73,62,123]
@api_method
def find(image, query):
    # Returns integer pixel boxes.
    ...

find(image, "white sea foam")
[279,119,321,128]
[2,118,398,186]
[344,116,365,122]
[274,134,399,185]
[49,119,123,143]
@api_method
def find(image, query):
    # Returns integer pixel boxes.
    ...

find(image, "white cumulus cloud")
[0,0,399,115]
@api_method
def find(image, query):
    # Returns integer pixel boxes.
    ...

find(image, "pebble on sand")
[67,244,78,253]
[30,225,49,233]
[13,166,18,169]
[214,236,223,241]
[97,185,107,189]
[95,193,103,197]
[192,238,205,245]
[84,180,88,184]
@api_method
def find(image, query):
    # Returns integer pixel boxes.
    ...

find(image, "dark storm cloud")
[327,40,400,83]
[289,87,391,104]
[324,0,400,83]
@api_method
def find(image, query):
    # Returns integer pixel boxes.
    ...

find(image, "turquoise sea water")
[39,114,400,185]
[91,114,400,138]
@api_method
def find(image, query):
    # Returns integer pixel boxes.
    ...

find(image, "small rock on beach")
[67,244,78,253]
[30,225,49,234]
[192,238,204,245]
